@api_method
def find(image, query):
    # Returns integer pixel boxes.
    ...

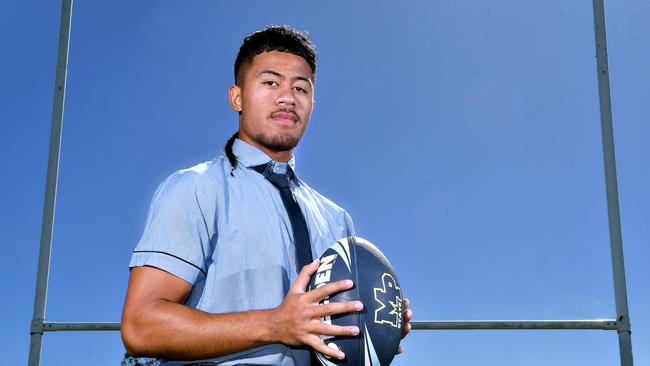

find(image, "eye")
[293,86,308,94]
[264,80,279,87]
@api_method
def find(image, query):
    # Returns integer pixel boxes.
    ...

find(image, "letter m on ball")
[373,273,403,329]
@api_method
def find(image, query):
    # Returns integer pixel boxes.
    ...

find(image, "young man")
[121,25,412,365]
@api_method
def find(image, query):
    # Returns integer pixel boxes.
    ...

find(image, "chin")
[255,133,301,153]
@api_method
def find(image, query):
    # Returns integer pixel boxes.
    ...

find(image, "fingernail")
[352,326,360,335]
[354,301,363,310]
[344,279,353,287]
[338,352,345,360]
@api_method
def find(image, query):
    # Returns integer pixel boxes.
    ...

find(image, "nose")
[276,85,296,107]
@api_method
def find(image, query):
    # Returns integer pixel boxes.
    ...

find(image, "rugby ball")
[309,236,403,366]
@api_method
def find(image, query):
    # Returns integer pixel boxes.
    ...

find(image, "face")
[229,51,314,162]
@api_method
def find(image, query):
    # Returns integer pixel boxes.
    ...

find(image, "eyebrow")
[257,69,313,85]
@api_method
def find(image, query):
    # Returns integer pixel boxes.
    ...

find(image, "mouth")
[271,110,298,125]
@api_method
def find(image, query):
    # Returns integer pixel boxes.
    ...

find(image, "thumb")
[291,258,320,294]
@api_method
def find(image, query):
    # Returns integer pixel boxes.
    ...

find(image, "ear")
[229,84,242,112]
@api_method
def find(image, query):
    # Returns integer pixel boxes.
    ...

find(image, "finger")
[290,259,320,294]
[403,298,410,309]
[316,300,363,317]
[308,279,354,300]
[405,308,413,321]
[308,336,346,360]
[311,322,360,338]
[401,321,412,338]
[397,345,404,354]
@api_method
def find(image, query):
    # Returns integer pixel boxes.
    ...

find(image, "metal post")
[411,319,617,330]
[28,0,73,365]
[42,322,121,332]
[591,0,634,365]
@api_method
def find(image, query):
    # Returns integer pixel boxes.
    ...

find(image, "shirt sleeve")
[343,210,356,237]
[129,170,214,285]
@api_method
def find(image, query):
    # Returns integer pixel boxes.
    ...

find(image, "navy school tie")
[252,163,313,273]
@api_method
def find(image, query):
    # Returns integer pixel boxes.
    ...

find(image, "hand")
[397,298,413,354]
[273,259,364,360]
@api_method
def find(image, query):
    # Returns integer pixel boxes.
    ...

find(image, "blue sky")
[1,0,648,364]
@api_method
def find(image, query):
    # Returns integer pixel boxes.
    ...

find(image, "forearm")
[122,299,280,360]
[121,262,360,361]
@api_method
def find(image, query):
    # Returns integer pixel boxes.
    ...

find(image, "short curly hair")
[234,25,316,85]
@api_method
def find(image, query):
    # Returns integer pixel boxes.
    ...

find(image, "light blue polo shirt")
[130,139,355,365]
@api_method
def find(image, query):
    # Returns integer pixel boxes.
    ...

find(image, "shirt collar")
[232,138,297,174]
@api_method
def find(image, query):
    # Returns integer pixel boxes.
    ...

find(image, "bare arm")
[121,259,362,361]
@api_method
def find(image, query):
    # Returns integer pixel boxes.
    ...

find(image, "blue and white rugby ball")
[309,236,403,366]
